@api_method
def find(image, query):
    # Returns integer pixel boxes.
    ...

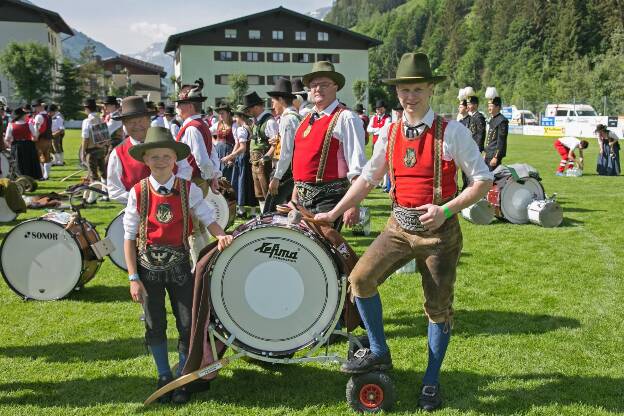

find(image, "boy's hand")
[130,280,146,303]
[217,234,233,251]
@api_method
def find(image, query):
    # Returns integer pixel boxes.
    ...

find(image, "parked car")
[545,104,599,123]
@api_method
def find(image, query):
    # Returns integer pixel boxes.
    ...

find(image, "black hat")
[100,96,119,106]
[164,105,176,116]
[375,99,386,109]
[112,96,157,120]
[469,96,479,105]
[31,98,45,107]
[291,78,306,94]
[11,108,27,121]
[267,78,296,99]
[393,104,404,111]
[215,102,232,112]
[174,78,207,103]
[157,101,166,108]
[595,124,608,133]
[242,91,264,110]
[47,104,58,112]
[83,98,97,110]
[354,103,365,113]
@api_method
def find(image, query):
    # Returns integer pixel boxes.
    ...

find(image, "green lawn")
[0,130,622,415]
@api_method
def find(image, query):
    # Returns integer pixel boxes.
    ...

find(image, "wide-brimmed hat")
[129,127,190,162]
[164,105,176,116]
[383,53,446,85]
[11,108,27,121]
[354,103,365,113]
[157,101,165,108]
[174,78,207,103]
[291,78,307,95]
[113,96,157,120]
[232,104,249,117]
[31,98,45,107]
[267,78,296,99]
[303,61,345,91]
[83,98,97,110]
[375,99,387,109]
[47,104,58,112]
[242,92,264,110]
[214,102,232,112]
[100,96,119,106]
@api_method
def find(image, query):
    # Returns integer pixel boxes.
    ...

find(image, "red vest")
[387,119,457,207]
[134,178,193,248]
[216,121,235,146]
[10,122,32,141]
[38,113,53,140]
[292,107,343,183]
[176,118,213,178]
[372,113,391,145]
[116,138,152,191]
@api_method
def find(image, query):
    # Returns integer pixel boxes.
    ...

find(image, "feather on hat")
[485,86,502,106]
[457,88,466,101]
[175,78,207,103]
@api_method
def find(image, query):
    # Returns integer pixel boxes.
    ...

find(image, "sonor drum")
[1,212,110,300]
[527,199,563,228]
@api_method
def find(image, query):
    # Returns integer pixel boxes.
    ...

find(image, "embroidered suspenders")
[316,108,344,183]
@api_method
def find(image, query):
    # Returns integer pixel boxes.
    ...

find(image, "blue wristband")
[128,273,140,282]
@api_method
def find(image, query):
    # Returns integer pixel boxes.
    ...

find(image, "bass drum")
[105,210,127,271]
[488,177,545,224]
[527,199,563,228]
[0,212,102,300]
[208,214,346,356]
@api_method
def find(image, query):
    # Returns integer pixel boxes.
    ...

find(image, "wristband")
[128,273,140,282]
[442,204,453,219]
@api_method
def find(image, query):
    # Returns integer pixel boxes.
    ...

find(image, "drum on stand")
[461,199,495,225]
[487,176,545,224]
[527,199,563,228]
[1,212,103,300]
[105,210,127,271]
[208,214,344,356]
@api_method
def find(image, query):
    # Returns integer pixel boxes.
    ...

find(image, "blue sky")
[30,0,332,54]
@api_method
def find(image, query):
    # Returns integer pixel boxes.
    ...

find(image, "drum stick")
[60,170,85,182]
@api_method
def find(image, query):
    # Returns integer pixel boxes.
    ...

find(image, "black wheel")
[346,371,395,413]
[15,175,37,192]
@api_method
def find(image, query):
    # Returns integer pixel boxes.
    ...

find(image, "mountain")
[307,5,333,20]
[62,28,118,62]
[129,42,173,79]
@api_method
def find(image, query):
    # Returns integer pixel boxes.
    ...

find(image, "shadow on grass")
[1,368,621,414]
[560,217,584,227]
[73,284,130,303]
[384,309,580,338]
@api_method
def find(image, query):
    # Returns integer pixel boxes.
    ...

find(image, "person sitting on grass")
[553,136,588,176]
[123,127,233,404]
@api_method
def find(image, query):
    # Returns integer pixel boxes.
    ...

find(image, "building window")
[114,64,122,72]
[267,75,290,85]
[215,75,230,85]
[249,30,261,39]
[247,75,264,85]
[295,31,307,41]
[272,30,284,40]
[225,29,237,39]
[215,51,237,61]
[293,53,314,63]
[318,32,329,42]
[246,52,259,62]
[317,53,340,63]
[271,52,284,62]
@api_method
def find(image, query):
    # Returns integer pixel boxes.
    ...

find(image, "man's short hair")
[580,140,589,149]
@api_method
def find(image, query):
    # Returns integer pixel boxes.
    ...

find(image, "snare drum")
[487,176,545,224]
[105,210,127,270]
[461,199,495,225]
[207,214,350,356]
[527,199,563,228]
[1,212,103,300]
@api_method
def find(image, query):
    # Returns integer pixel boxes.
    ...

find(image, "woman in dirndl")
[3,108,42,179]
[222,105,257,217]
[596,124,620,176]
[210,103,235,181]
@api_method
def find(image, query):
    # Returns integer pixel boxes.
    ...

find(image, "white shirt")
[361,108,493,185]
[176,114,221,181]
[366,113,391,135]
[81,113,101,140]
[4,120,26,147]
[558,136,581,150]
[51,114,64,133]
[30,111,47,139]
[150,115,166,128]
[106,112,123,136]
[234,125,249,144]
[254,111,279,140]
[164,117,180,138]
[299,101,314,117]
[123,174,216,240]
[106,137,140,204]
[274,107,301,180]
[308,99,367,181]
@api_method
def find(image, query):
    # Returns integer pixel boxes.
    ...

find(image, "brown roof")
[0,0,73,35]
[100,54,166,77]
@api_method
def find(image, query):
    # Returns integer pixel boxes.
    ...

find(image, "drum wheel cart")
[346,371,395,413]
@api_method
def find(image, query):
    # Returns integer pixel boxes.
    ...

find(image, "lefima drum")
[487,176,545,224]
[1,211,108,300]
[105,210,127,270]
[527,199,563,228]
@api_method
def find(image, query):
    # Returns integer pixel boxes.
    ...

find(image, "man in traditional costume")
[484,87,508,170]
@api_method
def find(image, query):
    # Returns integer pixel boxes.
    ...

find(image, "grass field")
[0,130,622,416]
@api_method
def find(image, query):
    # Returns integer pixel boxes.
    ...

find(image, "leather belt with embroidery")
[295,178,349,206]
[138,245,191,285]
[392,203,427,232]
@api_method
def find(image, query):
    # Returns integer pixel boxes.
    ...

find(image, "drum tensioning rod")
[143,351,245,406]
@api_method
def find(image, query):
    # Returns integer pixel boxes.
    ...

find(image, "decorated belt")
[392,203,426,232]
[295,178,349,206]
[138,245,191,285]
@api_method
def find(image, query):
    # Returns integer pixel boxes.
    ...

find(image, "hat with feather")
[174,78,207,103]
[457,88,468,106]
[464,86,478,105]
[485,87,501,107]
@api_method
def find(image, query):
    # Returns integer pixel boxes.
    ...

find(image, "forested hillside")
[325,0,624,115]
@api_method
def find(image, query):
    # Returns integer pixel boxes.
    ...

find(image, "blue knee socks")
[177,351,187,378]
[355,294,388,356]
[150,342,171,377]
[423,322,451,385]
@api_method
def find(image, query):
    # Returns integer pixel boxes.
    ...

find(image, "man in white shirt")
[30,99,53,179]
[290,61,367,229]
[264,78,302,213]
[150,102,166,128]
[554,136,588,175]
[48,104,65,166]
[163,105,181,139]
[315,53,493,412]
[81,98,108,183]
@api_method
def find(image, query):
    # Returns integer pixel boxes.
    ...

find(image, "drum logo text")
[24,231,58,240]
[254,243,299,262]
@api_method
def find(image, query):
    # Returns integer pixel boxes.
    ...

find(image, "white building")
[164,7,381,107]
[0,0,72,108]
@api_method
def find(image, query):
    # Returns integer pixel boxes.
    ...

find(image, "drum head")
[210,225,341,354]
[205,189,229,231]
[500,178,545,224]
[0,197,17,223]
[528,200,563,228]
[0,153,9,179]
[105,211,127,270]
[461,199,495,225]
[1,219,83,300]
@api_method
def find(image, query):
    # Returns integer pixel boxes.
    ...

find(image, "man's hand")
[210,177,220,194]
[314,210,338,224]
[268,177,279,195]
[415,204,447,231]
[130,280,146,303]
[342,206,360,227]
[489,157,498,167]
[217,234,233,251]
[268,136,279,146]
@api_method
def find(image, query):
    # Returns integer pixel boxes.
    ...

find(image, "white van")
[545,104,599,123]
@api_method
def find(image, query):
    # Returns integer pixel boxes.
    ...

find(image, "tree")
[55,59,84,120]
[0,41,54,102]
[77,42,105,98]
[352,80,368,105]
[228,73,248,106]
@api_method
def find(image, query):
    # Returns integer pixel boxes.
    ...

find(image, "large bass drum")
[208,214,348,356]
[1,212,103,300]
[105,210,127,270]
[487,176,545,224]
